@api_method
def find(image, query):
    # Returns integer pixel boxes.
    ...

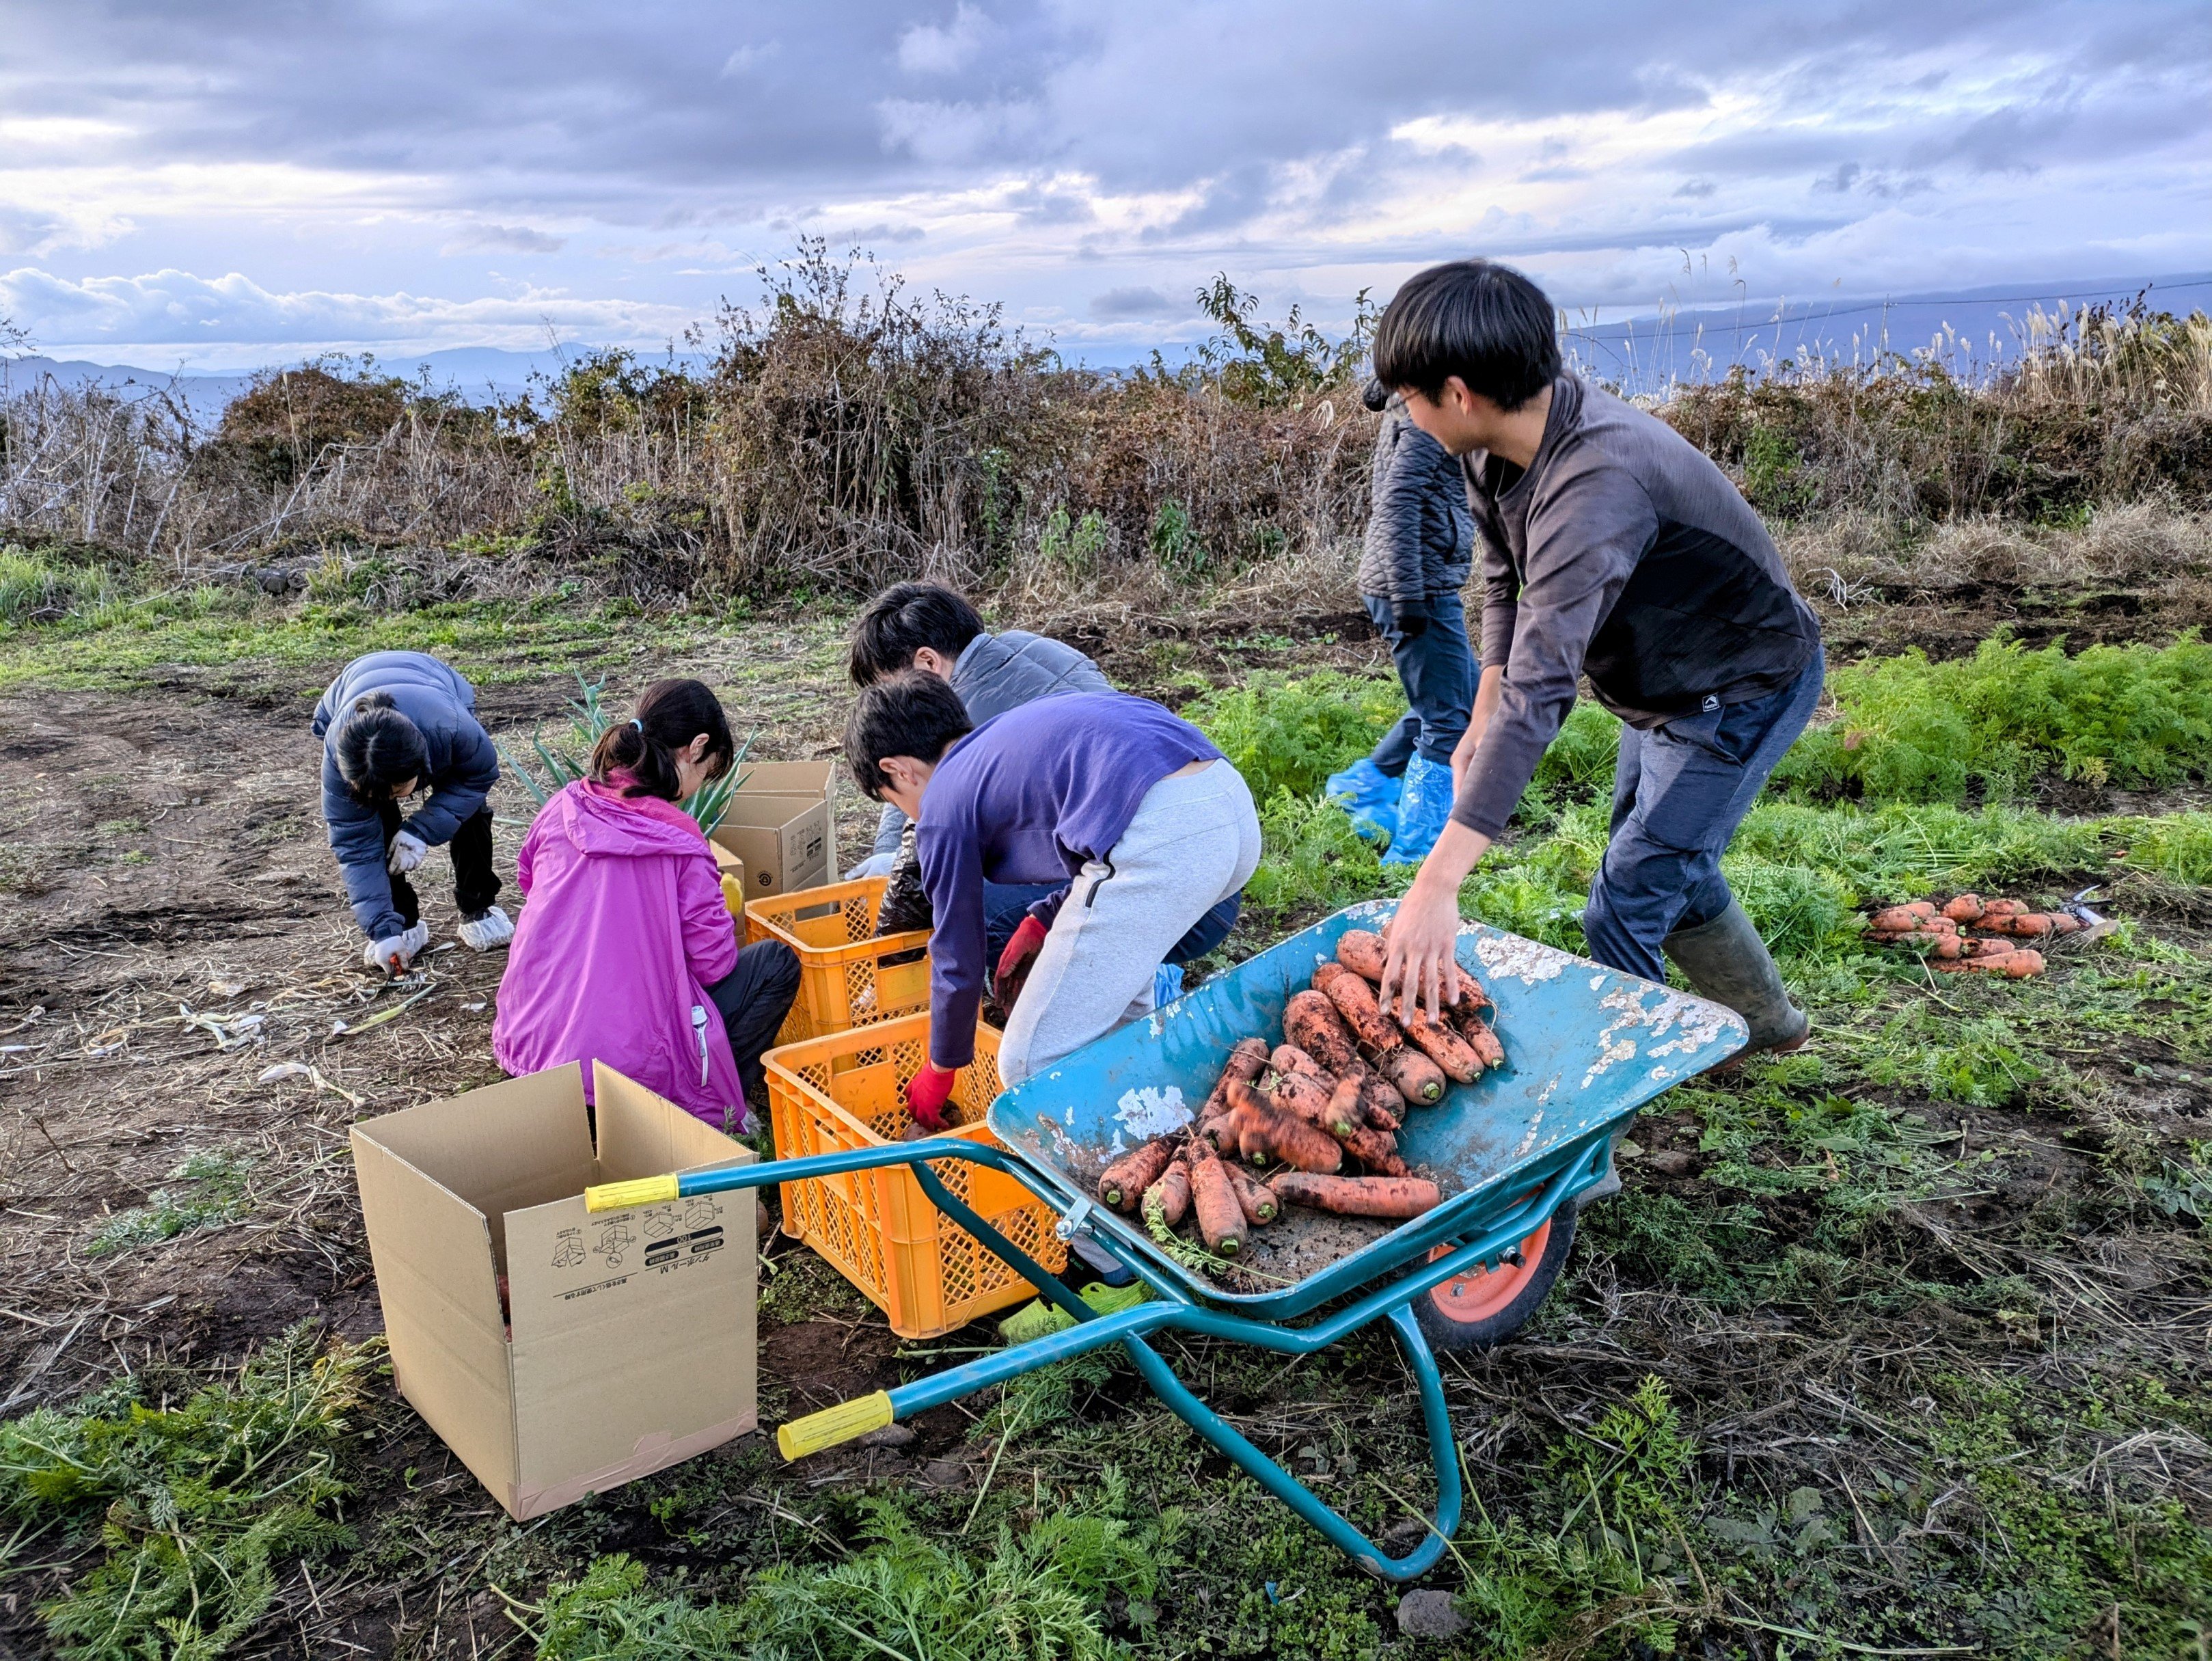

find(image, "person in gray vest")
[1373,260,1825,1086]
[312,650,512,973]
[845,582,1242,974]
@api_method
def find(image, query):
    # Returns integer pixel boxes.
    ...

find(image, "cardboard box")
[351,1062,757,1520]
[711,759,835,899]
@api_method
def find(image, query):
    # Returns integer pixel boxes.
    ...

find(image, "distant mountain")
[10,271,2207,418]
[1559,270,2212,396]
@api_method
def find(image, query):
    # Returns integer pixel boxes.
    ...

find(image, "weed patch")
[1777,635,2212,803]
[0,1324,375,1660]
[85,1148,256,1256]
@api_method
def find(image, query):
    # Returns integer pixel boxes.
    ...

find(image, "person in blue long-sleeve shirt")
[311,650,511,973]
[844,675,1261,1125]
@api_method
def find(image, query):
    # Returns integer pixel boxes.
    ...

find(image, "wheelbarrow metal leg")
[1119,1301,1461,1582]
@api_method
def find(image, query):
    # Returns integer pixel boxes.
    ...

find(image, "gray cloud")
[1090,285,1178,320]
[1,0,2206,357]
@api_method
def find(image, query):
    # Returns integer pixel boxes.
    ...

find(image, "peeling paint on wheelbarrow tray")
[987,898,1747,1317]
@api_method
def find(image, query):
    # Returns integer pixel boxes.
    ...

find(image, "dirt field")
[3,571,2209,1658]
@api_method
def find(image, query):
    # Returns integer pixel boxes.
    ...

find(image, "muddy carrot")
[1270,1043,1327,1081]
[1141,1152,1193,1230]
[1943,893,1985,923]
[1981,898,2030,919]
[1399,1005,1482,1083]
[1225,1081,1343,1173]
[1099,1135,1177,1211]
[1933,948,2045,977]
[1879,929,1966,958]
[1336,929,1389,982]
[1980,912,2056,936]
[1451,1010,1506,1071]
[1270,1172,1442,1219]
[1220,1161,1280,1225]
[1283,991,1366,1080]
[1380,1046,1448,1107]
[1189,1151,1244,1257]
[2045,912,2083,935]
[1868,902,1939,932]
[1356,1075,1404,1133]
[1197,1037,1271,1146]
[1272,1069,1360,1136]
[1342,1126,1408,1177]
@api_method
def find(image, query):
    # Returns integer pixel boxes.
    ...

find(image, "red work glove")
[905,1062,958,1133]
[994,914,1048,1015]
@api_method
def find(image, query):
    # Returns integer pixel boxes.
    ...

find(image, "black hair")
[590,678,735,802]
[332,692,429,804]
[1371,260,1560,412]
[844,669,974,802]
[847,582,987,686]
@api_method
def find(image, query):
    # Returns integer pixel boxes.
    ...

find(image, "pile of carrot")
[1862,893,2083,978]
[1095,928,1502,1258]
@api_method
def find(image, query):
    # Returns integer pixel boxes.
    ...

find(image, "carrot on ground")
[1868,902,1939,932]
[1189,1152,1244,1256]
[1271,1172,1441,1219]
[1981,913,2056,936]
[1982,898,2030,919]
[1877,929,1965,958]
[1933,949,2045,977]
[1943,893,1985,923]
[1220,1161,1280,1225]
[1098,1136,1177,1211]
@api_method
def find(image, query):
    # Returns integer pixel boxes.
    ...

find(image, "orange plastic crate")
[762,1016,1067,1339]
[743,877,931,1044]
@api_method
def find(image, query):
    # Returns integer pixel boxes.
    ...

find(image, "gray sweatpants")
[998,761,1261,1085]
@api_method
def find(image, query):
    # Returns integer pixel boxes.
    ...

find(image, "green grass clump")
[527,1483,1166,1661]
[86,1149,256,1256]
[2116,811,2212,885]
[1776,635,2212,804]
[0,545,113,626]
[1242,789,1406,919]
[0,1324,374,1660]
[1182,670,1406,800]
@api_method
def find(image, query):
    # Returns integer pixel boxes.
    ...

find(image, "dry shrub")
[3,254,2207,616]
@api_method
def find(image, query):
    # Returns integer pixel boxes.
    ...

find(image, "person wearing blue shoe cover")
[1324,377,1478,864]
[1373,260,1826,1196]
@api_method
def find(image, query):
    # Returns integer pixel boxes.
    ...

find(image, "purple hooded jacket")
[491,778,748,1131]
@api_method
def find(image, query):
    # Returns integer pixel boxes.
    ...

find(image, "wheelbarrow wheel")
[1412,1205,1576,1353]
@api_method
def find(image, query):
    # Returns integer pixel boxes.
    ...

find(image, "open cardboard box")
[351,1062,756,1520]
[711,759,834,900]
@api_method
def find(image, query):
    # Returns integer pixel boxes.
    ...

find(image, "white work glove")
[387,829,428,875]
[364,919,431,975]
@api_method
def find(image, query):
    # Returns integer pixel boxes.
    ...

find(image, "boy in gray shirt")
[1372,260,1825,1068]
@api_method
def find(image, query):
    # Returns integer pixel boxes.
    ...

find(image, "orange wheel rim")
[1427,1218,1551,1325]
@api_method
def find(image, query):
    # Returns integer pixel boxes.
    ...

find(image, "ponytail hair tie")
[630,718,644,732]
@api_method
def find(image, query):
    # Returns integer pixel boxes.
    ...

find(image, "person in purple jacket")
[844,673,1261,1127]
[492,679,799,1131]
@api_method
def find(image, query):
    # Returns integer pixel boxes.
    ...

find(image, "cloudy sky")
[2,0,2207,368]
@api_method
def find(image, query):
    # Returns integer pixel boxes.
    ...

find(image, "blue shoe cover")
[1380,755,1452,865]
[1153,962,1185,1006]
[1325,757,1401,843]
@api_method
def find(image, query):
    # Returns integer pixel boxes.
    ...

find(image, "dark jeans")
[983,882,1242,967]
[1363,592,1477,773]
[378,802,500,926]
[1582,648,1826,982]
[706,941,802,1121]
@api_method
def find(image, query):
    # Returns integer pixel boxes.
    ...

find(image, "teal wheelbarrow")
[587,900,1745,1580]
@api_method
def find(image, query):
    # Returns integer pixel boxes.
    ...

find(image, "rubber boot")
[1324,755,1399,843]
[1380,755,1451,866]
[1662,900,1811,1058]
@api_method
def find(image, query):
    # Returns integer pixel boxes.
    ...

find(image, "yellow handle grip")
[584,1175,681,1213]
[777,1391,895,1460]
